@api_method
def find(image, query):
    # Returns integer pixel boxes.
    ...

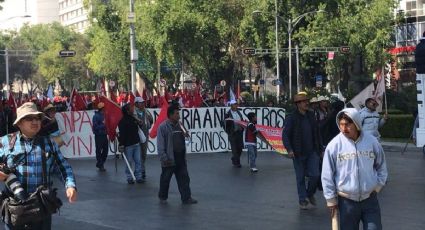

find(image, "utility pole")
[5,48,9,99]
[129,0,138,94]
[296,44,300,92]
[274,0,280,103]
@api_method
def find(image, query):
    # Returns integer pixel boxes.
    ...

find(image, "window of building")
[406,0,417,17]
[396,23,418,47]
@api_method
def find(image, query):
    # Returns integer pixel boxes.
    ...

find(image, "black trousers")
[229,131,244,165]
[95,135,109,168]
[158,160,191,201]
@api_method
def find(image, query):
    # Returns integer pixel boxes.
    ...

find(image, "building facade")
[0,0,59,31]
[59,0,90,33]
[394,0,425,84]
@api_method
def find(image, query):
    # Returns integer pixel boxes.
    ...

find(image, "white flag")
[47,85,54,101]
[373,70,386,112]
[349,83,375,110]
[229,87,236,102]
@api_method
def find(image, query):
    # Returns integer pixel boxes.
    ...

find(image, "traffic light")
[243,48,256,55]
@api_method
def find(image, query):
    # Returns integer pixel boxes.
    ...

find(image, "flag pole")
[383,65,388,115]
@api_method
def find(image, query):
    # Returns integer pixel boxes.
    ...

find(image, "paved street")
[1,143,424,230]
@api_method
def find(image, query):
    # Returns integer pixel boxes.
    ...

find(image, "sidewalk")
[381,141,424,153]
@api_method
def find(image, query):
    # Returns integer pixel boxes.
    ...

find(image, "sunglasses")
[23,116,42,122]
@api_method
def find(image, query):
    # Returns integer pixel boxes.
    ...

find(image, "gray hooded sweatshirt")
[321,108,388,206]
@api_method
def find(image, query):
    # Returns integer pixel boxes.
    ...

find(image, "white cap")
[135,97,145,103]
[228,99,237,105]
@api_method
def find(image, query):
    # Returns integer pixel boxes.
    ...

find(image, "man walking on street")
[321,108,388,230]
[224,100,244,168]
[134,97,153,180]
[118,103,143,184]
[282,92,322,210]
[92,102,108,171]
[157,105,197,205]
[0,102,77,229]
[359,98,387,141]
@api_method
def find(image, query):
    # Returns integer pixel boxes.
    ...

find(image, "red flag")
[142,89,149,101]
[100,96,122,141]
[100,80,106,96]
[40,96,49,110]
[110,89,117,103]
[7,92,17,114]
[127,91,135,105]
[69,89,87,111]
[149,97,169,138]
[193,85,203,107]
[117,92,126,104]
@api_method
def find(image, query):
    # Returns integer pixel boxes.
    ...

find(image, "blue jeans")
[338,193,382,230]
[124,144,142,180]
[5,215,52,230]
[246,145,257,168]
[292,152,320,202]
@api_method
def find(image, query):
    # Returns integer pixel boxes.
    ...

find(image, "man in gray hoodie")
[321,108,388,230]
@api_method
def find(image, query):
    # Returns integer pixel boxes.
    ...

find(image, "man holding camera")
[0,102,77,230]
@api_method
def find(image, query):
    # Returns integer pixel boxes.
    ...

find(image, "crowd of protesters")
[0,86,390,229]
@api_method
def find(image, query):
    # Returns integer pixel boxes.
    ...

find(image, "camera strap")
[7,132,18,152]
[39,137,54,188]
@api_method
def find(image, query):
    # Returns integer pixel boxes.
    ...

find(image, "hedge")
[379,114,414,139]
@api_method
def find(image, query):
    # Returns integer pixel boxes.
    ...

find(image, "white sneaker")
[250,168,258,172]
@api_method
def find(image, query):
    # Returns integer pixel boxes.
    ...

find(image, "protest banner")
[56,107,286,158]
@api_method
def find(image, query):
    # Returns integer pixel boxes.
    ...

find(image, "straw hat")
[317,95,327,102]
[310,97,318,103]
[13,102,44,125]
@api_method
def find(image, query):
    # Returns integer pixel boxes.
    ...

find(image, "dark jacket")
[118,114,140,147]
[92,111,107,136]
[282,109,322,156]
[224,109,244,136]
[415,39,425,74]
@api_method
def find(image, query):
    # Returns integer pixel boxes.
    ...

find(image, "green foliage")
[380,114,414,138]
[296,0,397,89]
[1,23,90,89]
[85,0,130,87]
[386,85,418,114]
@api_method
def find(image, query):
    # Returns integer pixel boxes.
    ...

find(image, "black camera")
[0,156,28,201]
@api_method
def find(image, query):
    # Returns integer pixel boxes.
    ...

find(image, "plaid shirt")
[0,132,76,194]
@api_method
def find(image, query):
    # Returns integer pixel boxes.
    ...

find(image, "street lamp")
[253,8,324,98]
[253,0,281,103]
[288,10,325,95]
